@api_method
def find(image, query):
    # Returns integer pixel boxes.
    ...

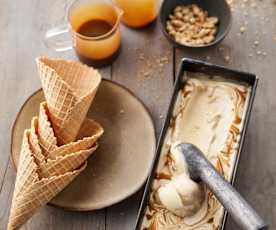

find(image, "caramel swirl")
[141,75,251,230]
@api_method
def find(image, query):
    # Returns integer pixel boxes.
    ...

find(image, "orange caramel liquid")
[77,19,113,37]
[69,3,121,67]
[114,0,159,28]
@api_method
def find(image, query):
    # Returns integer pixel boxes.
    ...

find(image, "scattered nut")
[240,26,246,33]
[224,55,230,62]
[166,4,219,46]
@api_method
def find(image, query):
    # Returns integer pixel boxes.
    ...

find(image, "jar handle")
[44,24,73,52]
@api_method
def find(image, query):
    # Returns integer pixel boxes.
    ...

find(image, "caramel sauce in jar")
[69,2,122,67]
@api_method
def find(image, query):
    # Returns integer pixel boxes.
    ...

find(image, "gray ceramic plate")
[11,79,156,211]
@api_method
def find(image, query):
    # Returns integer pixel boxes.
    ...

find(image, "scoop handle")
[177,143,268,230]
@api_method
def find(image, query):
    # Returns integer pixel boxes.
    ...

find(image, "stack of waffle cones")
[8,57,103,230]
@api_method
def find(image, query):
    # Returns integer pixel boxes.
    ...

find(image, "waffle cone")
[38,102,57,156]
[29,117,45,163]
[13,130,39,196]
[8,129,87,230]
[36,56,101,145]
[8,163,86,230]
[48,118,103,159]
[8,57,104,229]
[40,143,98,178]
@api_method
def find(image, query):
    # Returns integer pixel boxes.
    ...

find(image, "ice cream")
[141,73,251,230]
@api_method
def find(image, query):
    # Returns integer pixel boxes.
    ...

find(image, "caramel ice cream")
[141,73,251,230]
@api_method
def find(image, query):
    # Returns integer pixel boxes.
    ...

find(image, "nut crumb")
[240,26,246,33]
[224,55,230,62]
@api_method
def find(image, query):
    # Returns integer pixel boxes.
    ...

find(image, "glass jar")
[114,0,159,28]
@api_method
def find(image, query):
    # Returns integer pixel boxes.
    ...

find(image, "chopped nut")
[198,29,210,38]
[240,26,246,33]
[203,36,215,44]
[169,14,175,20]
[224,55,230,62]
[207,17,219,24]
[175,12,183,19]
[171,19,184,27]
[190,17,196,24]
[174,6,182,13]
[165,4,219,46]
[191,4,199,13]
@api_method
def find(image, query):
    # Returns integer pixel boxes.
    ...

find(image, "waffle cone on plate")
[36,56,101,145]
[8,57,103,230]
[8,130,88,230]
[29,117,45,164]
[37,102,57,156]
[47,118,104,159]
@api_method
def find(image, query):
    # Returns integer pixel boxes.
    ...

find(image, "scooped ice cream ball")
[157,174,204,217]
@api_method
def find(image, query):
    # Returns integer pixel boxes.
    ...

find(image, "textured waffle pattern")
[36,56,101,144]
[14,130,39,196]
[29,117,45,163]
[38,102,57,155]
[48,118,103,159]
[8,108,103,230]
[8,57,104,230]
[40,144,98,178]
[8,163,86,230]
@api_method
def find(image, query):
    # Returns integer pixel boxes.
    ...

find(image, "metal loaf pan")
[135,58,258,230]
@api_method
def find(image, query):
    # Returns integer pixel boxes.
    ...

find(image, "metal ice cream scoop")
[176,143,268,230]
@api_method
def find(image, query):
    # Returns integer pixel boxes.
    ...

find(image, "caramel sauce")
[234,116,242,124]
[75,19,120,67]
[230,124,240,135]
[155,173,171,180]
[146,214,152,220]
[76,48,120,68]
[183,89,192,97]
[70,3,121,67]
[77,19,113,37]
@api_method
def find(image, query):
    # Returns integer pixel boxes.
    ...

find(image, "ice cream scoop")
[157,173,204,217]
[172,143,268,230]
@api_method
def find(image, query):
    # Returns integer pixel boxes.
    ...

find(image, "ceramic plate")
[11,79,156,211]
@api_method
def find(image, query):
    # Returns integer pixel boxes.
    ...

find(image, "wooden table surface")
[0,0,275,229]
